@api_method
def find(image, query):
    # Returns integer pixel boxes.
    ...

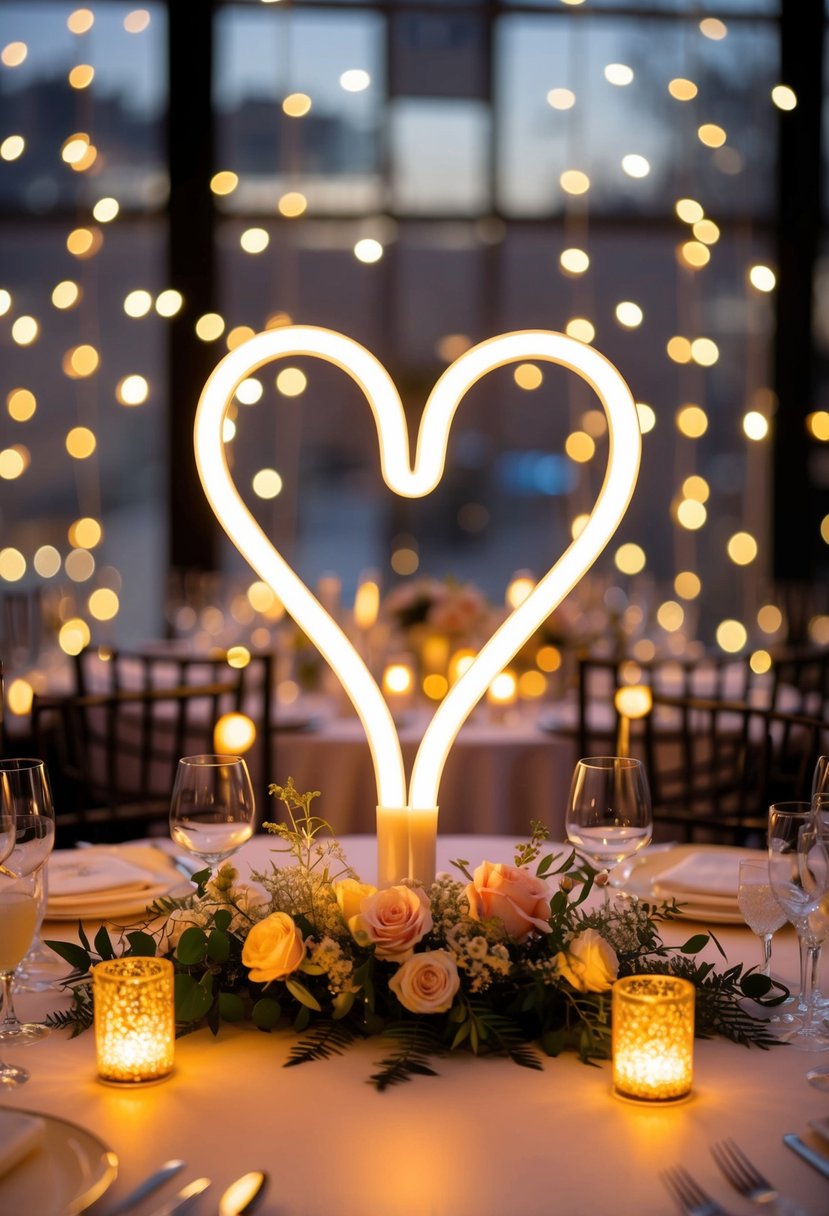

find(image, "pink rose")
[465,862,551,942]
[349,885,433,961]
[390,950,460,1014]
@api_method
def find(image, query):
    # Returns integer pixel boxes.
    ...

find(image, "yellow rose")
[242,912,305,984]
[554,928,618,993]
[332,878,377,923]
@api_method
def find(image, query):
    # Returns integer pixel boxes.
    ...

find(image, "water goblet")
[0,758,56,1045]
[737,858,787,977]
[170,754,256,871]
[767,802,829,1050]
[565,756,652,898]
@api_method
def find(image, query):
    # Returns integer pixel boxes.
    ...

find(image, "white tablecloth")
[3,835,829,1216]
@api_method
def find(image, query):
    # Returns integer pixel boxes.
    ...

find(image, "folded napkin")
[0,1110,45,1178]
[46,845,186,920]
[49,851,160,898]
[653,850,743,897]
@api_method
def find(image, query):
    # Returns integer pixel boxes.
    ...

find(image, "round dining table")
[2,834,829,1216]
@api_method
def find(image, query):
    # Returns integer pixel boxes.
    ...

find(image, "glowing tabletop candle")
[93,958,175,1084]
[612,974,695,1102]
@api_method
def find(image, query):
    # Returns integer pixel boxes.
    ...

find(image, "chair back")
[32,674,250,844]
[641,691,828,845]
[72,646,274,806]
[576,651,759,758]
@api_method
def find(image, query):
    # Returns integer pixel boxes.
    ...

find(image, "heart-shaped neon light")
[194,326,641,844]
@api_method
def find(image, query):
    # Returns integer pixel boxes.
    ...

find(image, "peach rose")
[349,885,433,961]
[554,929,618,993]
[390,949,460,1014]
[333,878,377,923]
[464,861,551,942]
[242,911,305,984]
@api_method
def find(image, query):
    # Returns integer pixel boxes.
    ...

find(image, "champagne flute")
[170,754,256,870]
[565,757,652,898]
[767,802,829,1049]
[737,858,787,977]
[0,758,56,1046]
[799,820,829,1090]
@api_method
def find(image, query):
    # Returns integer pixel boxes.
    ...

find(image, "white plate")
[0,1108,117,1215]
[46,845,192,921]
[610,844,762,923]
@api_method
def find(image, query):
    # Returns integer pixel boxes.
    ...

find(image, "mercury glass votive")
[612,975,695,1103]
[93,958,175,1084]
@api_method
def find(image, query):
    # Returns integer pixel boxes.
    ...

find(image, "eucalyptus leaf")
[207,928,230,964]
[126,931,157,957]
[219,992,245,1022]
[176,926,208,965]
[174,973,213,1023]
[252,997,281,1029]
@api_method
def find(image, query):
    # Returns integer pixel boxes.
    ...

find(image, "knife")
[783,1133,829,1181]
[147,1176,212,1216]
[219,1171,269,1216]
[110,1159,187,1213]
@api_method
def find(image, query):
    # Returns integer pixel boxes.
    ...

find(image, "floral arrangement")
[47,781,784,1090]
[382,576,492,645]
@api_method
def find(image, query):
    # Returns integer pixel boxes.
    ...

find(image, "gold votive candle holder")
[612,975,695,1103]
[93,958,175,1084]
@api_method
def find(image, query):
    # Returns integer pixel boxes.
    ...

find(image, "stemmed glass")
[565,757,652,898]
[737,858,787,977]
[767,801,829,1049]
[799,818,829,1090]
[170,755,256,871]
[0,758,56,1071]
[15,865,67,992]
[0,801,27,1088]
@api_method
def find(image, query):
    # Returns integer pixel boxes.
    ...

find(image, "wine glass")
[170,754,256,870]
[767,801,829,1050]
[813,756,829,799]
[15,865,68,992]
[565,757,652,897]
[737,858,787,977]
[0,758,56,1047]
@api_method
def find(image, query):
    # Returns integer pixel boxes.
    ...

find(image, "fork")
[710,1139,808,1216]
[661,1165,735,1216]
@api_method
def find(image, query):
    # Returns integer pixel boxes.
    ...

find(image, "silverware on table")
[109,1159,187,1214]
[146,1176,211,1216]
[661,1165,735,1216]
[218,1171,269,1216]
[784,1132,829,1182]
[711,1138,808,1215]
